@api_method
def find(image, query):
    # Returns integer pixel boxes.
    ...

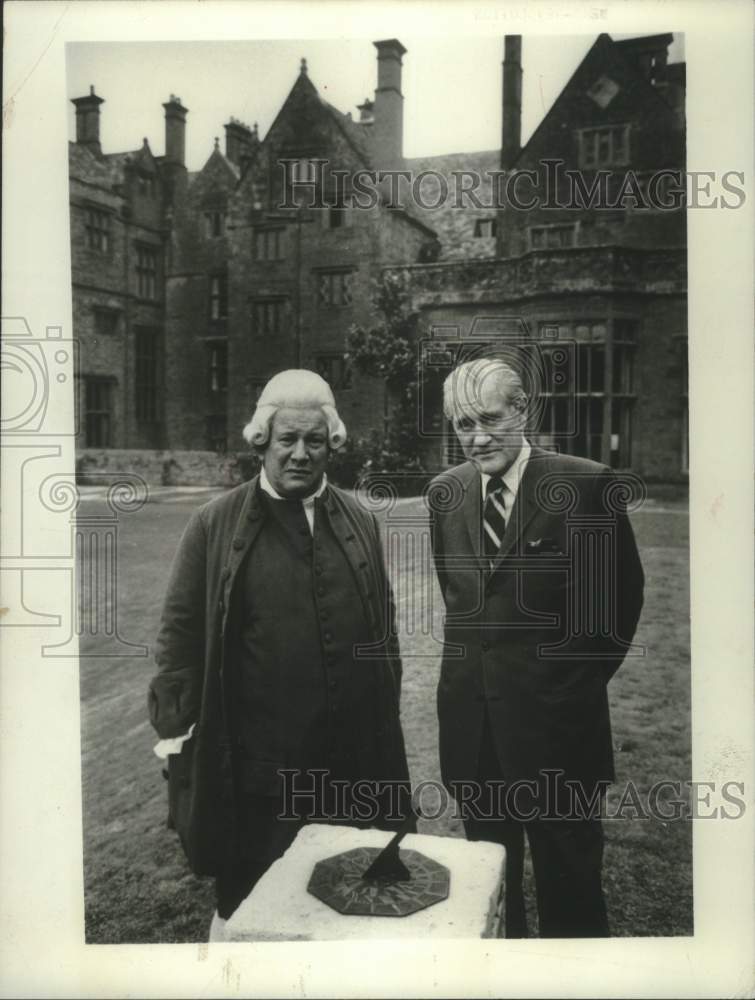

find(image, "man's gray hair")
[242,369,347,450]
[443,358,528,422]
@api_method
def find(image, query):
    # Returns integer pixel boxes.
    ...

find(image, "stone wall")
[76,448,248,487]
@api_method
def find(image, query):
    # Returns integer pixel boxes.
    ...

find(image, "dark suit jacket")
[148,476,409,875]
[429,447,644,804]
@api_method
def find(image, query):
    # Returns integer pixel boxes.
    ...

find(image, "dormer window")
[137,174,155,197]
[204,210,226,238]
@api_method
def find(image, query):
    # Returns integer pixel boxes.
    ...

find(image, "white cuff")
[153,722,196,759]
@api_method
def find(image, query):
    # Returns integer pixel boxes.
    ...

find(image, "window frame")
[473,218,497,239]
[92,306,121,338]
[134,244,159,301]
[85,207,112,253]
[206,339,229,396]
[250,297,288,337]
[204,208,227,239]
[137,173,156,198]
[577,124,631,169]
[84,375,115,447]
[208,272,228,321]
[529,223,577,251]
[315,268,355,309]
[254,226,285,262]
[536,319,637,468]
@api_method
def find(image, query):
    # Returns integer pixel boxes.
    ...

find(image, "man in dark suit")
[429,358,644,938]
[149,370,411,939]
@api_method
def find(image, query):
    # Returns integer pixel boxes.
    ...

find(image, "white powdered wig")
[242,369,348,450]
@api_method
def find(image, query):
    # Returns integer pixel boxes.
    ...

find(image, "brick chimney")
[614,34,672,86]
[372,39,406,168]
[501,36,522,169]
[163,94,188,164]
[71,86,105,156]
[224,117,258,168]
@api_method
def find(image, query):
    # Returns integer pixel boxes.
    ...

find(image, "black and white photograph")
[1,1,753,996]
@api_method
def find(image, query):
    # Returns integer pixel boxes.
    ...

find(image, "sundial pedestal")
[222,824,506,942]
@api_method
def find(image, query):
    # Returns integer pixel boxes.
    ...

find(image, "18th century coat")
[148,476,410,875]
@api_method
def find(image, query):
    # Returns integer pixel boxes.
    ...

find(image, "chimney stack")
[372,39,406,168]
[357,98,375,124]
[224,117,258,169]
[163,94,188,165]
[71,86,105,156]
[501,36,522,169]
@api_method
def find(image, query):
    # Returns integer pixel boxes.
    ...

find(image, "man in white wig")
[149,370,411,934]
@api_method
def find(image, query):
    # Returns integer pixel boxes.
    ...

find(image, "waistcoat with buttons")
[231,489,373,787]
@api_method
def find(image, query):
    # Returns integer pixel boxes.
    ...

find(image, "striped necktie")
[483,476,511,561]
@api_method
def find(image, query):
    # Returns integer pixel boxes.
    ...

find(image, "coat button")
[324,631,333,643]
[233,539,245,550]
[328,678,337,690]
[481,640,490,652]
[315,565,323,576]
[317,586,325,597]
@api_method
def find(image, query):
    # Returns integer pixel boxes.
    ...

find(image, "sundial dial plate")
[307,846,451,917]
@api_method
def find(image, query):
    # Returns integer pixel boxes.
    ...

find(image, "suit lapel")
[461,465,483,557]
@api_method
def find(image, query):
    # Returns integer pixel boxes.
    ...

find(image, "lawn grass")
[78,492,691,942]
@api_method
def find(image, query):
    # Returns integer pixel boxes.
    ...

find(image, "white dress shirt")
[258,466,327,535]
[481,438,531,511]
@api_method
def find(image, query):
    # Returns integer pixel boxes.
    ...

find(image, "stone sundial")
[306,813,450,917]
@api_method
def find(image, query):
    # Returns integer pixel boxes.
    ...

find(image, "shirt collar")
[481,438,531,500]
[259,466,328,504]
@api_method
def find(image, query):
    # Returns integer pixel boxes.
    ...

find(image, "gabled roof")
[320,97,373,167]
[509,32,684,172]
[195,143,241,183]
[101,151,137,186]
[69,141,112,187]
[405,149,500,176]
[264,68,373,170]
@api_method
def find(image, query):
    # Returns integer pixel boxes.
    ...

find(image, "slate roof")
[68,139,156,192]
[403,149,501,259]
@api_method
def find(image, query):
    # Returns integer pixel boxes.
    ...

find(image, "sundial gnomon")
[306,811,450,917]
